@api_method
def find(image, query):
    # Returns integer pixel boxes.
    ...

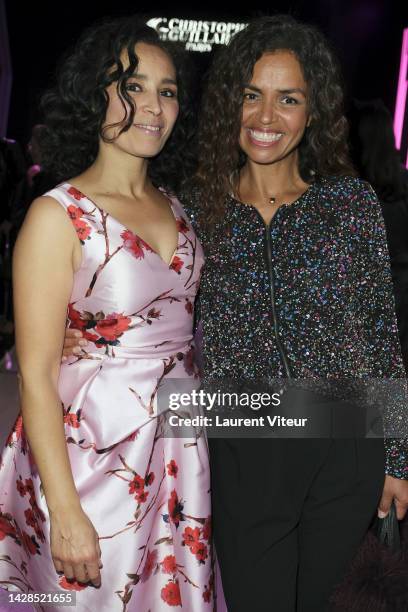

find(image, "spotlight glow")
[394,28,408,167]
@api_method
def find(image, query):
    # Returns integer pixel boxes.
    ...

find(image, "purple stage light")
[394,28,408,168]
[0,0,12,137]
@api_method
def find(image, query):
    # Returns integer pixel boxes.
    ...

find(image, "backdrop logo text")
[147,17,248,52]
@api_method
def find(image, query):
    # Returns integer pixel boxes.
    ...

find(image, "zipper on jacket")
[264,227,293,378]
[238,183,317,379]
[232,196,295,379]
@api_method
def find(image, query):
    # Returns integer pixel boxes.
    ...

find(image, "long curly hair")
[194,14,356,226]
[40,16,196,193]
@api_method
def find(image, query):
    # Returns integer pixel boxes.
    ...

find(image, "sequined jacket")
[181,176,408,479]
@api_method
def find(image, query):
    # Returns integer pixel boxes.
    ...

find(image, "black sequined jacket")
[180,175,408,480]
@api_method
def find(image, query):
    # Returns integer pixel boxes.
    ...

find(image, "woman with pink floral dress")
[0,17,216,612]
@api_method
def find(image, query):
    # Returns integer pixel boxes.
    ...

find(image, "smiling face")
[102,42,179,159]
[239,50,310,166]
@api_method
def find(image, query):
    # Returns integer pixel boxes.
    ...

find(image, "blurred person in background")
[26,123,55,201]
[0,137,27,344]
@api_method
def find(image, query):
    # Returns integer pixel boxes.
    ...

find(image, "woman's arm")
[352,183,408,477]
[351,180,408,518]
[13,196,101,584]
[380,199,408,374]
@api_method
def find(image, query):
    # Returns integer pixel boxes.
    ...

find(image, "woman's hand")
[378,474,408,519]
[50,505,102,587]
[62,329,88,361]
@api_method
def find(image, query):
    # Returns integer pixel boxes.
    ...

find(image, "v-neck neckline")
[63,183,180,268]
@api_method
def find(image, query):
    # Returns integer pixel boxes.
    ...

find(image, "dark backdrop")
[5,0,408,146]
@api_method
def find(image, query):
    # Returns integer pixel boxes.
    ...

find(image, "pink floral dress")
[0,184,216,611]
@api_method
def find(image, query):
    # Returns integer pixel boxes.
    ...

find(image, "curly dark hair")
[193,14,356,225]
[40,15,197,193]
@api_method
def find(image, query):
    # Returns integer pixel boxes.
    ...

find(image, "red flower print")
[67,304,132,347]
[167,459,178,478]
[67,205,91,243]
[67,205,84,220]
[191,540,208,563]
[33,523,46,543]
[95,313,131,342]
[0,515,16,540]
[141,549,158,583]
[168,490,184,528]
[14,415,24,440]
[24,478,35,500]
[129,474,145,496]
[161,580,182,606]
[185,299,193,315]
[203,588,211,603]
[21,531,40,556]
[125,430,139,442]
[136,490,149,504]
[145,472,155,486]
[170,256,184,274]
[147,308,161,321]
[202,517,211,541]
[16,478,26,497]
[182,526,200,548]
[121,230,153,259]
[32,502,46,523]
[161,554,177,575]
[67,186,84,201]
[67,303,87,331]
[23,500,45,540]
[7,415,24,445]
[176,217,189,234]
[64,413,80,428]
[67,304,97,342]
[59,576,88,591]
[129,472,148,503]
[74,219,92,242]
[24,508,36,528]
[183,347,195,376]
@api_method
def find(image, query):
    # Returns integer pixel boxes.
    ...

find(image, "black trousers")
[209,437,385,612]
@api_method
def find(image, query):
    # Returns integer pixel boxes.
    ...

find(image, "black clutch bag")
[372,500,401,554]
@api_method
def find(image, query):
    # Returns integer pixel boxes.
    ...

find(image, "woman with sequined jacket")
[185,15,408,612]
[63,14,408,612]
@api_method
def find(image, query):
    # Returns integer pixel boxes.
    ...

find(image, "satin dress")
[0,184,216,611]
